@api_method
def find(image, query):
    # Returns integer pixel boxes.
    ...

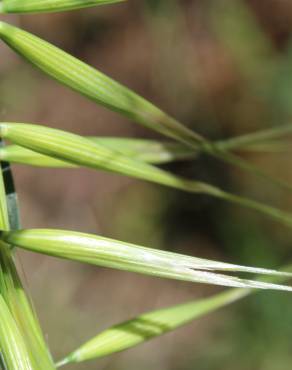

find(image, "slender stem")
[172,126,292,193]
[216,124,292,151]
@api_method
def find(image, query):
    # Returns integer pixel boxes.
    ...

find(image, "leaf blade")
[0,295,34,370]
[0,21,291,194]
[0,139,197,167]
[57,289,249,365]
[0,0,125,13]
[2,122,292,229]
[0,22,202,146]
[0,166,55,368]
[57,264,292,366]
[2,228,292,292]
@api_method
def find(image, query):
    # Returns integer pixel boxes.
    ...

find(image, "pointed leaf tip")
[2,228,292,292]
[56,265,292,365]
[0,0,125,14]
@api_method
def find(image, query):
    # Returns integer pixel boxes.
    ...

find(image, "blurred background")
[1,0,292,369]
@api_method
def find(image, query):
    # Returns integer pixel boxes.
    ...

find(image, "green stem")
[216,124,292,151]
[0,157,55,368]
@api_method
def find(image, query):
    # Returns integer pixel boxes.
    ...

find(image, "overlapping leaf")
[0,7,291,370]
[2,122,292,229]
[0,295,33,370]
[3,123,292,168]
[0,139,196,167]
[2,228,292,291]
[0,249,56,369]
[0,21,291,194]
[0,147,55,369]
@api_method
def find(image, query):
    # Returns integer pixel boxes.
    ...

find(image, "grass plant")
[0,1,291,369]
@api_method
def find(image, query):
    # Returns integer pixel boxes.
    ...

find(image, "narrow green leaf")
[57,290,251,366]
[0,139,197,167]
[0,122,203,189]
[57,290,250,365]
[0,21,203,147]
[0,145,72,168]
[0,253,56,369]
[2,122,292,229]
[0,0,124,13]
[0,22,291,195]
[2,228,292,291]
[217,123,292,151]
[0,295,33,370]
[2,123,292,168]
[57,265,292,366]
[0,143,55,369]
[93,138,197,163]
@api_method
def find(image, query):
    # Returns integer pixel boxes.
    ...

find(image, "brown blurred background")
[1,1,292,369]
